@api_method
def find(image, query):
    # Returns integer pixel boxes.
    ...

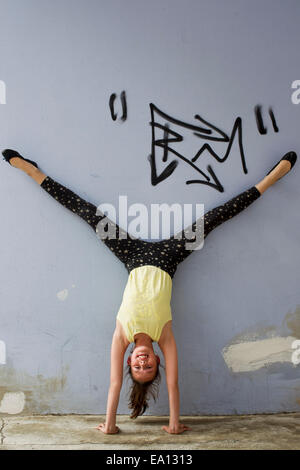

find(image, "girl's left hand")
[162,423,191,434]
[96,422,120,434]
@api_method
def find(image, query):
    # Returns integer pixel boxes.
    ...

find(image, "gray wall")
[0,0,299,416]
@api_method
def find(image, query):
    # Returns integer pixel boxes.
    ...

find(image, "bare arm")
[159,325,190,434]
[96,326,128,434]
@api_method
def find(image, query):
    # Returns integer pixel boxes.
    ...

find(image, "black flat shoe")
[266,151,297,180]
[2,149,38,168]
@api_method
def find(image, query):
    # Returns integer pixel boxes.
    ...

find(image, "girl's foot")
[266,151,297,181]
[2,149,38,169]
[255,151,297,195]
[2,148,46,185]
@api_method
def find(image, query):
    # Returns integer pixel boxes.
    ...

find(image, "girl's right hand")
[96,422,120,434]
[162,423,191,434]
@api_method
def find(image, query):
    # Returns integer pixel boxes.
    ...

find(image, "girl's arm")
[96,326,128,434]
[159,326,190,434]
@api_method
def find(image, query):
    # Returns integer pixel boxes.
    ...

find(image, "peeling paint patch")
[57,289,68,301]
[0,392,25,414]
[225,325,278,346]
[222,336,297,373]
[0,365,69,414]
[0,341,6,365]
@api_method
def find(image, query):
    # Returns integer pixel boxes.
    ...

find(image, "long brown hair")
[126,360,161,419]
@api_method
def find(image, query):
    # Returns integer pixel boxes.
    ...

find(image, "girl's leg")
[9,157,137,267]
[202,185,261,239]
[203,159,293,238]
[142,184,262,279]
[165,159,293,269]
[8,154,292,276]
[41,175,105,230]
[8,155,47,184]
[163,185,261,269]
[40,175,139,266]
[255,159,292,195]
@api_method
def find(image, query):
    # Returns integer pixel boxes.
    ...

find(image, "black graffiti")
[254,105,279,134]
[120,91,127,121]
[148,103,249,192]
[109,91,127,121]
[109,93,117,121]
[268,107,279,132]
[254,105,267,134]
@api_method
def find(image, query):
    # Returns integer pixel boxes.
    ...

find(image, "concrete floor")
[0,413,299,450]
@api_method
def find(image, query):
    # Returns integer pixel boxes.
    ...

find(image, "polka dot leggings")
[40,176,261,279]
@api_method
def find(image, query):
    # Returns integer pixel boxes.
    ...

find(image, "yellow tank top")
[117,265,173,343]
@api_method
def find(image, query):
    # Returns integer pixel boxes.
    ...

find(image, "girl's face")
[128,345,159,383]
